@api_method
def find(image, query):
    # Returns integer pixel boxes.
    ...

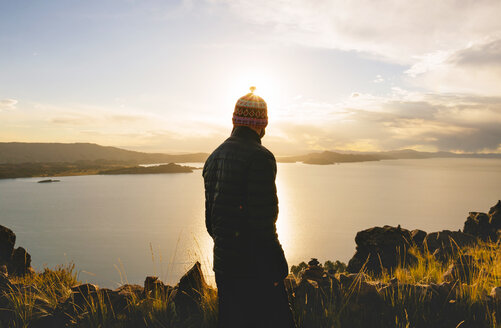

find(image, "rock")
[8,247,32,276]
[347,225,417,274]
[0,225,15,264]
[490,286,501,303]
[302,258,325,281]
[442,254,478,284]
[144,276,171,297]
[339,272,367,288]
[177,262,208,300]
[172,261,213,325]
[463,212,496,241]
[116,284,144,298]
[489,200,501,231]
[0,272,12,291]
[411,229,427,248]
[424,230,477,261]
[71,283,98,294]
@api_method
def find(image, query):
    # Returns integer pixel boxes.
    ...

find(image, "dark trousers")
[215,274,296,328]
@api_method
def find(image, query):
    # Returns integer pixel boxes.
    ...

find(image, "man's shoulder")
[205,136,275,167]
[252,144,275,162]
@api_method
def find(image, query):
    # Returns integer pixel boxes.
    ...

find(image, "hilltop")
[0,142,208,164]
[1,143,500,168]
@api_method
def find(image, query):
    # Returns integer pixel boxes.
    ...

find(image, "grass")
[1,241,499,327]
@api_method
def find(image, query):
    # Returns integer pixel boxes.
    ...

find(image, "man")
[203,87,295,328]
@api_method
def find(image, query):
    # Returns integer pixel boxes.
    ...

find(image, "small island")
[98,163,194,175]
[37,179,60,183]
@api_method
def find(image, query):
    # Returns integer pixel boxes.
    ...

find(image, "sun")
[225,70,282,122]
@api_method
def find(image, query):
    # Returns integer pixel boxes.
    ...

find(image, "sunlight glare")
[225,69,283,123]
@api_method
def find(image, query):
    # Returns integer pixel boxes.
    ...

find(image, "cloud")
[406,39,501,96]
[266,91,501,153]
[216,0,501,64]
[213,0,501,97]
[0,99,18,111]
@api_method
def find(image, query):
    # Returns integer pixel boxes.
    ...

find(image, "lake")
[0,158,500,287]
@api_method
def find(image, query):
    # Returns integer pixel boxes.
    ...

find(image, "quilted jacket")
[202,126,288,280]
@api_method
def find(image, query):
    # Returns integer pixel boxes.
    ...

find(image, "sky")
[1,0,501,155]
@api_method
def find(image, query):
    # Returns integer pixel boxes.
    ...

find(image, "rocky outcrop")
[0,225,32,276]
[464,212,496,241]
[411,229,427,248]
[0,226,15,264]
[423,230,477,262]
[489,200,501,230]
[172,261,214,325]
[291,259,342,328]
[463,200,501,242]
[347,225,417,274]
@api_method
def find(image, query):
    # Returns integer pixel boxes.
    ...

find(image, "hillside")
[0,142,208,164]
[278,151,381,164]
[277,149,501,164]
[98,163,195,175]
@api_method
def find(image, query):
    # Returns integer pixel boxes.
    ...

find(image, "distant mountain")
[277,149,501,164]
[0,142,209,164]
[278,151,381,165]
[98,163,195,175]
[1,142,499,166]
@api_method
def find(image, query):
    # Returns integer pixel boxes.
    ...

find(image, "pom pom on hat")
[232,87,268,128]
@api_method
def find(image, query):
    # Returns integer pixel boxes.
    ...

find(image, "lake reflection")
[0,158,500,287]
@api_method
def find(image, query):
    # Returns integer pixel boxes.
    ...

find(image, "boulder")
[0,225,15,264]
[411,229,427,248]
[177,262,208,301]
[423,230,477,261]
[0,272,12,291]
[172,261,214,325]
[8,247,32,276]
[115,284,144,298]
[144,276,172,298]
[71,283,98,294]
[489,200,501,231]
[347,225,417,274]
[463,212,496,241]
[301,258,325,281]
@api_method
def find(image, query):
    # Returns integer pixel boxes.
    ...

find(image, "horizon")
[1,1,501,155]
[3,140,501,157]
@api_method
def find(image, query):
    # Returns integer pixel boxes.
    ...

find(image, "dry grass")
[1,242,499,327]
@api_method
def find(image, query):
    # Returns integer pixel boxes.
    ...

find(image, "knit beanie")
[232,86,268,128]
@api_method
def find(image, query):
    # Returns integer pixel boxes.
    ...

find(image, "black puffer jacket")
[203,126,288,280]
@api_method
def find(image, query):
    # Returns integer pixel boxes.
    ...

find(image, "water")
[0,158,500,287]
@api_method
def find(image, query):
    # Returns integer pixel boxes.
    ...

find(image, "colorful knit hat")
[232,86,268,128]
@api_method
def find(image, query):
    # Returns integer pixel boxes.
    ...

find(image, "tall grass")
[1,241,499,327]
[1,263,78,327]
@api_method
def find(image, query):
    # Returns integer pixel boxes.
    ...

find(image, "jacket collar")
[231,126,262,144]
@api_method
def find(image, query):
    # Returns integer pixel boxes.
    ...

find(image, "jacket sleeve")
[202,161,214,238]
